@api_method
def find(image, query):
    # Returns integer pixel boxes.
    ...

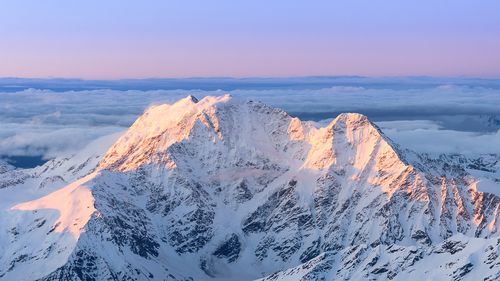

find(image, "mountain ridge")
[0,95,498,281]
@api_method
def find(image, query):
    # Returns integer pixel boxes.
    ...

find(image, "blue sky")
[1,0,499,78]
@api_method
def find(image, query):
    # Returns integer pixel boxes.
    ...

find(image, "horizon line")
[2,75,500,82]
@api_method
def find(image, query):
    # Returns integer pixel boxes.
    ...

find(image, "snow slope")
[0,95,498,281]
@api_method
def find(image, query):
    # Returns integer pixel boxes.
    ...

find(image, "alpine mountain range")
[0,95,498,281]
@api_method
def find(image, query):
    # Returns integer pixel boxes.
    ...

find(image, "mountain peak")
[327,112,373,132]
[3,95,499,281]
[98,95,236,171]
[98,95,406,176]
[185,94,199,103]
[334,112,368,123]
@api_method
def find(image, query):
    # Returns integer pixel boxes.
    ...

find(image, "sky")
[1,0,500,79]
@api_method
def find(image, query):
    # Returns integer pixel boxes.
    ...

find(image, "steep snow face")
[258,235,500,281]
[3,175,96,281]
[100,95,410,189]
[12,174,96,239]
[0,134,118,281]
[303,113,411,197]
[1,95,499,281]
[99,95,235,171]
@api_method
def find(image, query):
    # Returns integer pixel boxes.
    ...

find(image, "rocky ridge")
[0,95,498,281]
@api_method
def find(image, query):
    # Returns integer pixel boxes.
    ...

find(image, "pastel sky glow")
[1,0,499,79]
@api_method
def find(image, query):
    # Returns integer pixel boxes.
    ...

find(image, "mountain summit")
[1,96,499,281]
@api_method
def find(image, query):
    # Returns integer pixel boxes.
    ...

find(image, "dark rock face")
[300,238,321,263]
[213,234,241,263]
[40,250,101,281]
[0,167,28,189]
[97,196,160,259]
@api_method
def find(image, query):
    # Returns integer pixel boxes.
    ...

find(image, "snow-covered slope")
[0,133,119,280]
[0,95,498,281]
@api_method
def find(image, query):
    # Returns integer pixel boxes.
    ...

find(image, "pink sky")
[1,1,499,79]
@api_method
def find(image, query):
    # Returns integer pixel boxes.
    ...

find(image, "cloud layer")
[0,81,499,160]
[377,120,500,155]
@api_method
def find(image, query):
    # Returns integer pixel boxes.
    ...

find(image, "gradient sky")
[1,0,499,79]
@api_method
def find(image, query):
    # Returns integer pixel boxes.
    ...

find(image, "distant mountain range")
[2,76,500,92]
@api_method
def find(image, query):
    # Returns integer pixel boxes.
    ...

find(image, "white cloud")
[0,123,123,159]
[377,120,500,155]
[0,82,499,159]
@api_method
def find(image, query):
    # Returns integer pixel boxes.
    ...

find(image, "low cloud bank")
[377,120,500,155]
[0,80,499,160]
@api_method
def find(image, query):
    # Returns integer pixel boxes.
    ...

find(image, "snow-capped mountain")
[0,95,498,281]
